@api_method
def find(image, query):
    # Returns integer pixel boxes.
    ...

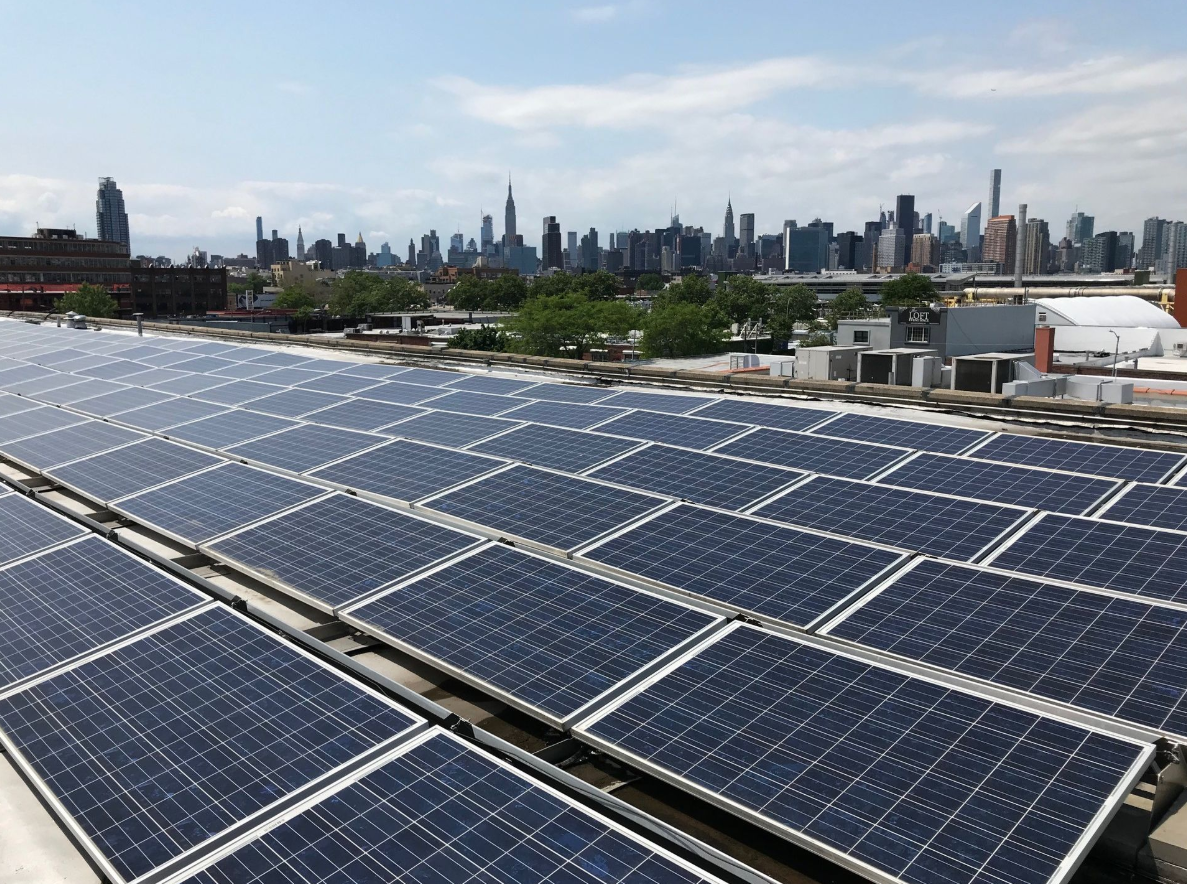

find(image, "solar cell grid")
[469,423,641,472]
[598,390,715,414]
[422,465,666,551]
[393,366,462,386]
[0,606,420,884]
[0,364,58,385]
[250,367,329,387]
[205,494,483,611]
[303,398,424,432]
[307,439,506,502]
[444,373,538,396]
[0,421,145,470]
[245,351,313,367]
[242,387,346,418]
[338,362,411,380]
[184,341,249,357]
[146,373,234,396]
[498,399,630,429]
[3,373,88,397]
[73,359,156,381]
[51,354,120,374]
[169,355,240,374]
[0,406,88,443]
[293,372,384,395]
[191,379,282,405]
[26,348,89,366]
[425,389,523,416]
[0,492,87,565]
[45,437,223,504]
[113,396,228,431]
[715,428,910,480]
[389,410,519,447]
[34,378,131,405]
[753,475,1030,561]
[67,386,175,417]
[206,361,281,379]
[354,380,450,405]
[576,624,1152,884]
[986,514,1187,605]
[689,400,835,432]
[181,731,719,884]
[594,410,751,451]
[812,412,992,455]
[0,393,48,418]
[342,543,720,723]
[586,444,805,511]
[164,410,299,450]
[972,433,1184,484]
[878,453,1122,515]
[129,349,200,368]
[110,344,168,361]
[1099,483,1187,532]
[112,462,328,545]
[823,559,1187,740]
[513,382,617,404]
[0,536,204,689]
[581,504,904,627]
[226,423,385,473]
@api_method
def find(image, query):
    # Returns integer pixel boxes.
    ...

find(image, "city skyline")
[3,2,1185,258]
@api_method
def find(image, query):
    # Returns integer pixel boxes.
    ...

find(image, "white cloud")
[998,100,1187,155]
[916,55,1187,99]
[275,81,313,96]
[572,5,618,22]
[211,206,248,219]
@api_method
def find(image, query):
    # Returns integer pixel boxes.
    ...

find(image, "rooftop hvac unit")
[1175,342,1187,356]
[730,353,760,370]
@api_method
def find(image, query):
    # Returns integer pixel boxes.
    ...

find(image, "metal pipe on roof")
[962,287,1174,300]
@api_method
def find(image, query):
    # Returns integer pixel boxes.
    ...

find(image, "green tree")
[766,284,819,344]
[636,273,664,292]
[826,287,871,330]
[572,270,620,302]
[486,274,529,311]
[527,273,575,299]
[652,274,713,308]
[712,275,773,326]
[797,330,834,348]
[503,294,640,357]
[639,303,728,358]
[328,272,428,318]
[880,272,936,308]
[446,276,488,312]
[448,326,507,351]
[385,276,430,311]
[246,271,267,293]
[55,283,118,318]
[274,285,319,331]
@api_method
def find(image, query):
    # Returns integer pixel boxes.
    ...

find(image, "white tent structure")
[1035,295,1179,329]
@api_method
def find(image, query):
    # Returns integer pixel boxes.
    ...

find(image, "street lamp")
[1109,330,1120,380]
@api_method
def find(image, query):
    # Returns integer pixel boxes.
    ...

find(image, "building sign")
[898,307,941,325]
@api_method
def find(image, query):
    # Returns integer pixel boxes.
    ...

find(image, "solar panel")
[355,379,451,405]
[0,392,48,418]
[304,398,424,432]
[125,367,197,388]
[0,606,421,884]
[110,344,169,361]
[242,388,346,418]
[444,373,538,396]
[165,410,300,450]
[1098,483,1187,532]
[246,350,314,367]
[338,362,411,380]
[422,465,666,551]
[498,400,630,429]
[469,423,641,472]
[113,396,229,430]
[985,514,1187,605]
[191,379,279,405]
[206,493,483,612]
[53,353,124,374]
[878,453,1123,515]
[4,373,89,397]
[179,731,721,884]
[132,349,204,368]
[250,367,329,387]
[426,389,522,416]
[0,536,205,690]
[598,390,716,414]
[169,355,240,374]
[689,398,835,431]
[26,348,89,366]
[0,363,58,385]
[45,437,223,504]
[822,558,1187,741]
[35,377,131,406]
[209,346,270,363]
[293,372,383,395]
[225,423,384,473]
[393,366,462,386]
[307,439,507,502]
[513,382,617,404]
[753,475,1031,561]
[575,624,1152,884]
[971,433,1185,483]
[145,373,234,396]
[594,410,750,451]
[715,428,910,479]
[812,412,992,454]
[390,410,520,447]
[111,462,328,545]
[74,359,158,381]
[581,503,904,627]
[0,492,87,564]
[289,358,354,373]
[184,341,248,357]
[0,421,145,470]
[68,386,175,417]
[341,543,721,725]
[206,361,281,379]
[586,444,805,511]
[0,406,88,443]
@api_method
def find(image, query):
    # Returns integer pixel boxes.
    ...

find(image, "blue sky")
[3,0,1185,259]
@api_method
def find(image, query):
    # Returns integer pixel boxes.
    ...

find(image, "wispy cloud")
[275,80,313,96]
[572,4,618,22]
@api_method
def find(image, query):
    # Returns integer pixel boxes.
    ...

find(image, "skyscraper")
[256,216,264,244]
[1023,218,1051,274]
[1117,231,1135,269]
[542,217,563,270]
[95,177,130,246]
[566,231,578,270]
[450,232,465,253]
[981,215,1017,270]
[960,202,982,259]
[1066,212,1094,245]
[408,240,416,265]
[296,227,305,261]
[582,228,599,271]
[988,169,1001,220]
[1137,217,1169,269]
[480,214,494,253]
[922,213,933,235]
[739,213,755,258]
[504,176,517,247]
[1165,222,1187,279]
[895,195,915,234]
[722,198,736,258]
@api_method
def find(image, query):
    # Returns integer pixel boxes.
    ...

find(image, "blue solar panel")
[514,382,617,404]
[293,373,384,395]
[1099,483,1187,532]
[206,361,281,379]
[594,410,750,451]
[469,423,641,472]
[225,424,385,473]
[586,444,805,511]
[423,465,666,551]
[753,476,1030,561]
[69,386,175,417]
[878,453,1122,515]
[192,379,283,405]
[0,406,88,443]
[581,504,904,627]
[45,438,223,504]
[145,373,234,396]
[0,363,58,385]
[114,397,228,430]
[813,412,992,454]
[0,393,43,418]
[824,558,1187,740]
[246,351,314,368]
[74,359,156,381]
[425,389,522,416]
[307,439,506,502]
[133,349,204,368]
[389,410,519,447]
[0,492,87,564]
[242,388,346,418]
[181,731,719,884]
[339,362,411,380]
[973,433,1185,483]
[0,606,420,883]
[342,543,719,724]
[165,409,299,450]
[250,367,328,388]
[0,536,204,689]
[598,390,716,414]
[444,373,539,396]
[689,398,835,431]
[206,494,482,611]
[576,625,1152,884]
[987,514,1187,605]
[715,428,910,479]
[169,355,240,374]
[355,380,451,405]
[5,373,84,396]
[112,462,327,545]
[0,421,145,470]
[390,366,460,386]
[303,398,424,431]
[498,400,630,429]
[31,378,127,406]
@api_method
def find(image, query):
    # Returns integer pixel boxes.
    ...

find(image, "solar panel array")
[0,319,1179,884]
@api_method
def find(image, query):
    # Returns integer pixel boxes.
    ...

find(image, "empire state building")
[504,175,518,247]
